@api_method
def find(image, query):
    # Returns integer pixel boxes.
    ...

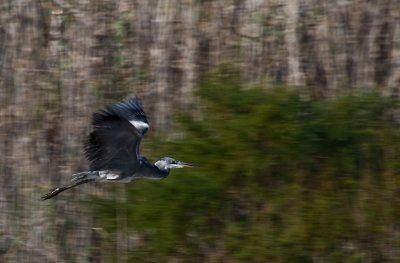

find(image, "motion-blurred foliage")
[92,66,400,262]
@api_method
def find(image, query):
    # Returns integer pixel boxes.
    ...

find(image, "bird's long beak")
[179,161,195,167]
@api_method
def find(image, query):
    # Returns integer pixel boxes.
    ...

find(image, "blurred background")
[0,0,400,262]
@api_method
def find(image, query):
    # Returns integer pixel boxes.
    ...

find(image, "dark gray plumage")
[42,97,193,200]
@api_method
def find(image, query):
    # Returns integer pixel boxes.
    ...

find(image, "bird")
[42,97,194,200]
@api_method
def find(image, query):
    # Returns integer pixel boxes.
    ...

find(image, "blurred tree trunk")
[285,0,303,86]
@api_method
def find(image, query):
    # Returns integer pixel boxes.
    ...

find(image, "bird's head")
[155,157,194,170]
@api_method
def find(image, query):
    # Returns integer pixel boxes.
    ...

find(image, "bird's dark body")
[42,97,192,200]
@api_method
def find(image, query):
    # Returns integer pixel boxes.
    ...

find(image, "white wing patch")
[99,170,120,180]
[129,120,149,132]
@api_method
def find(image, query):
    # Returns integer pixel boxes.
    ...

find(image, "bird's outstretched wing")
[84,97,149,173]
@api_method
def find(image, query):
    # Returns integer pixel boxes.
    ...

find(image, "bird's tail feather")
[41,177,95,200]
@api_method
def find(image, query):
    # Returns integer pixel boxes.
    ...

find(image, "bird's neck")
[154,161,170,172]
[139,157,169,179]
[153,164,170,179]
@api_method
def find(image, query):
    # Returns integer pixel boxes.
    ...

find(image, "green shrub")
[92,65,400,262]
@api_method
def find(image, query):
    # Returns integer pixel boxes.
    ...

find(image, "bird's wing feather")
[84,97,149,173]
[105,97,149,135]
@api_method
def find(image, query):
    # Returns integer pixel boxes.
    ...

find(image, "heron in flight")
[42,97,194,200]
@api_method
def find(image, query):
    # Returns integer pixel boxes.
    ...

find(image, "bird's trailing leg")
[41,178,95,200]
[70,171,99,182]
